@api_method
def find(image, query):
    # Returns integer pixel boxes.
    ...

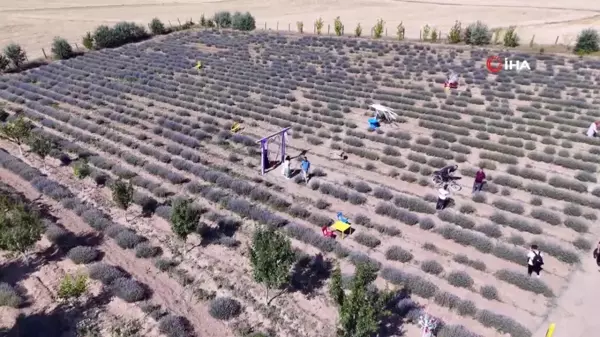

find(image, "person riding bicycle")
[434,165,460,183]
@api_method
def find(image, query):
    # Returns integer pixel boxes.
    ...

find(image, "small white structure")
[369,104,399,123]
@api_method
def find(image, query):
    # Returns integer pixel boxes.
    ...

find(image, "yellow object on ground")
[230,122,241,133]
[195,61,202,69]
[332,221,351,239]
[545,323,555,337]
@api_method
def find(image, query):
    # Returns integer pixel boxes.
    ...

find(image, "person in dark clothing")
[527,244,544,278]
[434,165,459,183]
[472,167,486,193]
[593,241,600,268]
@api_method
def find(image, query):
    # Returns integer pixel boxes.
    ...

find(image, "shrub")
[111,179,134,210]
[464,21,491,45]
[459,204,476,214]
[149,18,167,34]
[564,217,589,233]
[393,195,436,214]
[375,202,419,225]
[232,12,256,31]
[353,232,381,248]
[495,269,553,296]
[574,28,600,54]
[3,43,26,69]
[158,315,190,337]
[380,267,438,298]
[0,283,22,307]
[51,37,74,60]
[563,204,583,217]
[115,230,143,249]
[373,187,393,200]
[472,193,486,203]
[476,309,531,337]
[434,291,460,310]
[348,251,381,271]
[447,270,474,288]
[82,32,94,49]
[88,263,126,285]
[492,199,524,214]
[456,299,477,316]
[213,11,232,28]
[420,260,444,275]
[110,277,147,302]
[474,223,502,238]
[384,246,413,262]
[67,246,99,264]
[480,285,499,300]
[315,199,330,209]
[531,238,580,264]
[573,237,592,250]
[419,217,435,230]
[453,254,486,271]
[530,208,562,226]
[135,242,161,258]
[438,325,480,337]
[530,197,543,206]
[548,176,587,193]
[73,160,91,179]
[209,297,242,320]
[447,21,462,43]
[93,22,149,49]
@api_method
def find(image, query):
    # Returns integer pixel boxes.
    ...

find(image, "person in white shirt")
[527,244,544,278]
[281,155,291,179]
[587,121,600,137]
[436,185,450,210]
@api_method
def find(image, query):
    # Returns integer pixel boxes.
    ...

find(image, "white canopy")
[369,104,398,123]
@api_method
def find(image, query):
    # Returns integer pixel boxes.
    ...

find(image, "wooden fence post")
[264,22,267,30]
[555,36,559,45]
[328,24,330,35]
[168,20,173,28]
[277,22,279,30]
[385,28,387,37]
[288,23,290,31]
[75,43,80,51]
[178,18,182,27]
[419,30,422,41]
[41,48,47,59]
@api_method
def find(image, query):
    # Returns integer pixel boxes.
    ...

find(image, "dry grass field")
[2,26,600,337]
[2,0,600,58]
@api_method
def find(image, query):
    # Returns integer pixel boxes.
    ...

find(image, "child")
[527,244,544,278]
[436,184,450,210]
[473,167,486,193]
[282,155,291,179]
[300,156,310,183]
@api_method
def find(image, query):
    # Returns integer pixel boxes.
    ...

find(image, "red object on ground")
[322,226,335,238]
[444,81,458,89]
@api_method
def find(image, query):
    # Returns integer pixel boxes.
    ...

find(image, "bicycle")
[431,174,462,192]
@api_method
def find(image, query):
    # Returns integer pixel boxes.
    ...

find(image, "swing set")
[257,127,291,175]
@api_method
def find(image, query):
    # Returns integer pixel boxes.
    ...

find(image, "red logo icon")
[486,56,503,73]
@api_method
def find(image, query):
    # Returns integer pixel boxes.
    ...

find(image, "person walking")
[587,121,600,137]
[593,241,600,268]
[473,167,486,193]
[527,244,544,278]
[300,156,310,183]
[436,184,450,210]
[282,155,291,179]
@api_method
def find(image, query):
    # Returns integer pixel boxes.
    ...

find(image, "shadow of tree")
[289,253,332,297]
[0,287,113,337]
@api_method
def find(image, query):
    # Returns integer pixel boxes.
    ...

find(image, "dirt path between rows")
[0,168,234,337]
[533,257,600,337]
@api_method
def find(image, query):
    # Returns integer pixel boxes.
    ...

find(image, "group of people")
[433,164,486,210]
[282,155,310,183]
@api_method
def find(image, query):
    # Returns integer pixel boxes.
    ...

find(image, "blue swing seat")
[368,118,380,129]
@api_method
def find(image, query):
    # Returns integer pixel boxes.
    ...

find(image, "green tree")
[58,274,88,299]
[170,199,200,240]
[200,14,207,27]
[249,226,295,304]
[213,11,232,28]
[355,23,362,37]
[574,28,599,55]
[297,21,304,34]
[232,12,256,31]
[51,37,74,60]
[111,179,134,210]
[329,262,344,306]
[27,134,53,168]
[315,18,324,35]
[0,116,33,156]
[448,20,462,43]
[331,263,392,337]
[373,19,384,39]
[82,32,94,50]
[334,17,344,36]
[0,199,44,260]
[503,26,520,47]
[149,18,166,35]
[3,43,27,69]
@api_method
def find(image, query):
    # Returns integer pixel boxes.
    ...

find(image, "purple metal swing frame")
[257,127,291,175]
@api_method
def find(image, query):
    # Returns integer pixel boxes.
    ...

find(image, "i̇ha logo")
[486,55,531,73]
